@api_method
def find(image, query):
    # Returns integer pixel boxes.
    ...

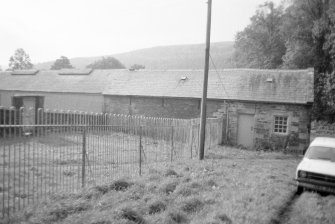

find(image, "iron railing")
[0,106,224,218]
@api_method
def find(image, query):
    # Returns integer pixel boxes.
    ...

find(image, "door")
[22,97,36,132]
[237,114,254,148]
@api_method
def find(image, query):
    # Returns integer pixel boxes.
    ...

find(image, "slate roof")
[0,69,314,104]
[0,69,111,94]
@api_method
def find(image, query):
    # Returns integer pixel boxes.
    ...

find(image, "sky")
[0,0,282,68]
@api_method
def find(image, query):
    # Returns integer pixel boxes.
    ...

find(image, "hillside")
[35,41,235,70]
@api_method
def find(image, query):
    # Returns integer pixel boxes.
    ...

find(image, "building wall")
[0,90,104,113]
[104,95,222,119]
[0,91,311,151]
[213,101,312,152]
[104,95,311,151]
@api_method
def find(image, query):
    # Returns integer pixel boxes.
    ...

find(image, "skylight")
[58,69,93,75]
[266,78,274,83]
[11,70,39,75]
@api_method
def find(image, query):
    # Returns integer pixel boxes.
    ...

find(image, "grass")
[284,192,335,224]
[0,130,193,215]
[3,146,335,224]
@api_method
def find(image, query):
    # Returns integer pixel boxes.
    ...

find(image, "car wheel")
[296,186,304,195]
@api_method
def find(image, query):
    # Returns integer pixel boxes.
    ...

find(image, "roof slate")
[0,69,314,104]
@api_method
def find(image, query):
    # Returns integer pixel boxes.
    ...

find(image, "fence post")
[189,125,193,159]
[171,126,174,162]
[139,126,142,176]
[82,129,86,188]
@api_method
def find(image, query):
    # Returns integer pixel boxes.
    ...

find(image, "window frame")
[273,115,289,135]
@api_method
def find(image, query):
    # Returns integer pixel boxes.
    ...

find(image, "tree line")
[4,48,145,71]
[234,0,335,122]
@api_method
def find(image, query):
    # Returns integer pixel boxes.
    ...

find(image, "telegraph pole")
[199,0,212,160]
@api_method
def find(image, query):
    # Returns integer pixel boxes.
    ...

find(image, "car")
[295,137,335,195]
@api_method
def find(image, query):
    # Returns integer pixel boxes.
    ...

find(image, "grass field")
[1,129,192,217]
[5,146,335,224]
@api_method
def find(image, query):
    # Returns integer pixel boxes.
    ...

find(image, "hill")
[35,41,235,70]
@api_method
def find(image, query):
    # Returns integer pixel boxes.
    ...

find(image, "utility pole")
[199,0,212,160]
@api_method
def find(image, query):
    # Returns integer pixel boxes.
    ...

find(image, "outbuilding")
[0,68,314,151]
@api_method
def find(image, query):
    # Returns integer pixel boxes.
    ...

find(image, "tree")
[86,57,125,69]
[281,0,335,121]
[312,0,335,121]
[234,2,286,69]
[8,48,33,70]
[130,64,145,70]
[50,56,74,70]
[234,0,335,121]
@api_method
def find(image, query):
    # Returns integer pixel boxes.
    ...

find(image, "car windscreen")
[305,146,335,161]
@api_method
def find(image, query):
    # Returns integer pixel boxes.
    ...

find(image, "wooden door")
[237,114,254,148]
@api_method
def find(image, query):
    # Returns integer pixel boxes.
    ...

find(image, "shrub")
[164,169,178,177]
[148,200,167,214]
[164,210,188,224]
[179,197,204,213]
[93,179,133,195]
[160,181,178,195]
[215,213,232,224]
[42,200,91,222]
[120,207,146,224]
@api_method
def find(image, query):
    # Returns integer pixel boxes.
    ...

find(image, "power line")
[209,53,230,99]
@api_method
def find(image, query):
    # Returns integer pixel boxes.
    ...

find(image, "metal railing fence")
[0,106,224,218]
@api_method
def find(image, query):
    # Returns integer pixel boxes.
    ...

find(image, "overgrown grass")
[284,192,335,224]
[4,146,335,224]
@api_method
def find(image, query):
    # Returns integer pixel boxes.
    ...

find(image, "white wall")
[0,90,104,113]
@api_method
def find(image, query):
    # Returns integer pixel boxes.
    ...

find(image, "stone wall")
[214,101,312,152]
[103,95,312,152]
[104,95,222,119]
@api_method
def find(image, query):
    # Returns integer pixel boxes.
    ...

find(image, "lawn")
[0,129,191,217]
[4,146,335,224]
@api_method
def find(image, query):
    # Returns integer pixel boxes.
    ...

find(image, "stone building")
[102,69,313,152]
[0,68,313,151]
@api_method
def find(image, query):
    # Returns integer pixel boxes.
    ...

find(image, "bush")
[148,200,167,214]
[119,207,146,224]
[93,179,133,194]
[179,197,204,214]
[160,181,179,195]
[164,169,178,177]
[164,210,188,224]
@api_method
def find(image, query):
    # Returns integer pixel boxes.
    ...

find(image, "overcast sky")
[0,0,282,68]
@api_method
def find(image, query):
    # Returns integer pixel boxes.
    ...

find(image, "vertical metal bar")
[225,104,229,144]
[191,124,194,159]
[82,129,86,188]
[1,107,5,217]
[37,108,42,199]
[59,110,63,193]
[8,107,15,214]
[139,126,142,176]
[27,109,31,205]
[171,126,174,162]
[4,108,9,217]
[18,107,23,209]
[31,107,36,204]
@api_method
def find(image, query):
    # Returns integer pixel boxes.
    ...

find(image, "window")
[274,116,288,134]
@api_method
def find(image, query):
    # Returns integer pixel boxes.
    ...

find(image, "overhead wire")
[209,53,230,98]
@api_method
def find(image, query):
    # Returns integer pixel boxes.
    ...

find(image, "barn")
[0,68,314,151]
[102,69,314,151]
[0,69,106,112]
